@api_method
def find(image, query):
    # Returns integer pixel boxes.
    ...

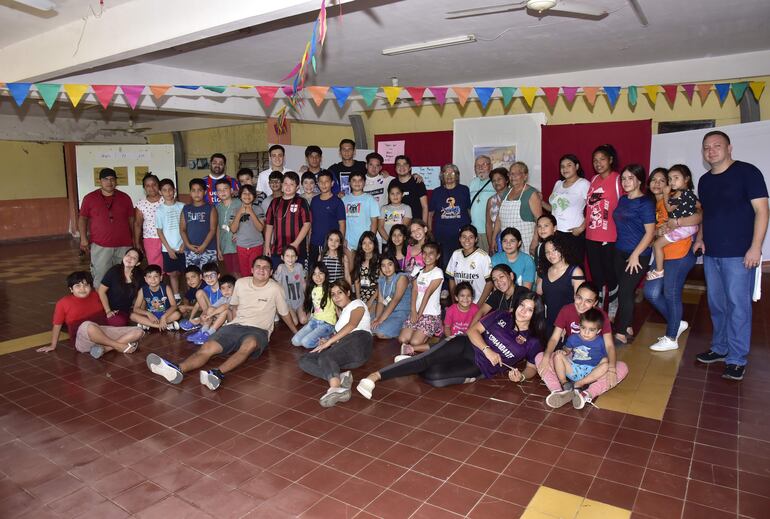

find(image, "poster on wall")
[413,166,441,190]
[377,140,406,164]
[473,144,517,170]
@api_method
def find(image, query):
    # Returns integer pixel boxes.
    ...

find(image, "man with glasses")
[78,168,135,286]
[146,256,298,390]
[469,155,496,252]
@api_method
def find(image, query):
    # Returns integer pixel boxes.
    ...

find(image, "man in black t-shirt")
[393,154,428,220]
[327,139,366,197]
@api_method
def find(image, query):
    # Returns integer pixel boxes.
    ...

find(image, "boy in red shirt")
[38,271,144,358]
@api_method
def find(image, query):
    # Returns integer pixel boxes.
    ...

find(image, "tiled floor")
[1,238,769,518]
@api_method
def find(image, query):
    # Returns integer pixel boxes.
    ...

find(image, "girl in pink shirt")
[444,282,480,337]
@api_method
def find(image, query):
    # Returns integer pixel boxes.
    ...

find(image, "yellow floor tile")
[521,510,563,519]
[526,487,584,518]
[0,331,67,356]
[575,498,631,519]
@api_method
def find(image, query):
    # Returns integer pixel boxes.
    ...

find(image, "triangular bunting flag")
[202,86,226,94]
[331,86,353,108]
[306,86,329,106]
[561,87,579,105]
[120,85,144,109]
[382,86,402,106]
[749,81,765,101]
[499,87,517,107]
[643,85,659,105]
[92,85,117,109]
[582,87,599,108]
[714,83,730,104]
[696,83,712,104]
[35,83,61,109]
[519,87,538,108]
[452,87,472,106]
[174,85,199,90]
[731,82,748,104]
[281,85,295,97]
[356,87,378,106]
[474,87,495,109]
[149,85,171,100]
[6,83,31,106]
[429,87,448,106]
[405,87,427,106]
[603,86,621,109]
[662,84,678,106]
[63,84,89,108]
[681,84,695,103]
[539,87,559,110]
[628,86,638,107]
[255,86,280,105]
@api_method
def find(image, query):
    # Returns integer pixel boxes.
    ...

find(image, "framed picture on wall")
[473,145,517,170]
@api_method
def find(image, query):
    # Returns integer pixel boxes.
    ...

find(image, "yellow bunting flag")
[452,87,472,106]
[519,87,538,108]
[696,83,712,104]
[643,85,659,105]
[582,86,599,108]
[382,86,402,106]
[149,85,171,99]
[306,86,329,106]
[63,84,89,107]
[749,81,765,101]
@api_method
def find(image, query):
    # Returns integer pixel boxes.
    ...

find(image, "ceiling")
[0,0,769,139]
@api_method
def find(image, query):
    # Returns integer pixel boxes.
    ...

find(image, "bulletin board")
[75,144,177,207]
[374,130,454,191]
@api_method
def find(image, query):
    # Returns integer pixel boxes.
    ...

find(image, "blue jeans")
[644,250,696,338]
[703,256,755,366]
[291,318,335,349]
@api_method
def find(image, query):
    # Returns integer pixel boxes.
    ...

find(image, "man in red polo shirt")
[78,168,135,286]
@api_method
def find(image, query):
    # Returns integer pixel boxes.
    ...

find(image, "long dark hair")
[352,231,380,286]
[321,230,345,261]
[105,247,144,300]
[303,263,331,314]
[513,290,547,347]
[559,153,584,180]
[592,144,618,173]
[386,224,408,258]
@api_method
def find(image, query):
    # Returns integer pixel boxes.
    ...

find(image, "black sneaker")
[722,364,745,381]
[695,350,727,364]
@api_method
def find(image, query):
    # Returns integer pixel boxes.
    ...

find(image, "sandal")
[123,341,139,354]
[400,344,415,356]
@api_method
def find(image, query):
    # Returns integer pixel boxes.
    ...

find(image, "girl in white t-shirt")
[446,224,493,305]
[544,154,590,267]
[399,242,444,358]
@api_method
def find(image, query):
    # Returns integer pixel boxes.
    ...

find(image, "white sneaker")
[393,354,411,363]
[339,371,353,389]
[572,390,592,410]
[319,387,350,407]
[545,389,574,409]
[166,321,180,331]
[676,321,689,340]
[650,336,679,352]
[607,298,618,321]
[356,378,375,400]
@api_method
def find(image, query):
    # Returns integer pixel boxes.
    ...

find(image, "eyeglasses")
[253,265,271,271]
[203,272,218,278]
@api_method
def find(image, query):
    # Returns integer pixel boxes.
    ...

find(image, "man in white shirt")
[362,152,392,208]
[256,144,289,194]
[469,155,496,253]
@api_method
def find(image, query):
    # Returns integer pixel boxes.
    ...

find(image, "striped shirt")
[321,255,345,283]
[265,195,311,256]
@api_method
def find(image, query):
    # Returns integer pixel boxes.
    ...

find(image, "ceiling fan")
[100,117,152,134]
[446,0,608,20]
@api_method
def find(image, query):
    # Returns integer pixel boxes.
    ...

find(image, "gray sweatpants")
[298,330,373,381]
[91,244,131,287]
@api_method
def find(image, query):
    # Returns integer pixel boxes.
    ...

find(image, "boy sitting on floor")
[131,264,182,331]
[187,274,236,345]
[178,265,203,323]
[38,271,144,358]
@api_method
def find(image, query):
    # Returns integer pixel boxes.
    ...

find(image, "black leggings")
[585,239,617,306]
[613,250,650,334]
[379,336,481,382]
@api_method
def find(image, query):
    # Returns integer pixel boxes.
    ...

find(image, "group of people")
[48,131,766,412]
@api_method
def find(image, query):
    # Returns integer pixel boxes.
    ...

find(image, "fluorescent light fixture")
[14,0,57,11]
[382,34,477,56]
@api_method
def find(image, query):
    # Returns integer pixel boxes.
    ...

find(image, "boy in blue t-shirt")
[156,179,186,302]
[131,265,182,331]
[342,171,379,252]
[553,307,608,389]
[185,262,225,343]
[309,170,346,272]
[180,178,218,268]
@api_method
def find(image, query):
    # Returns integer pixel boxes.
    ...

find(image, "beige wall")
[360,75,770,145]
[0,141,65,200]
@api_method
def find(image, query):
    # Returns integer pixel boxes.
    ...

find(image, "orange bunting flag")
[582,86,599,108]
[541,87,560,109]
[92,85,117,109]
[749,81,765,101]
[63,84,89,107]
[643,85,659,105]
[662,84,678,106]
[696,83,712,104]
[452,87,472,106]
[149,85,171,100]
[306,86,329,106]
[382,86,402,106]
[405,87,426,105]
[519,87,538,108]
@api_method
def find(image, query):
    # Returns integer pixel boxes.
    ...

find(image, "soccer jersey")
[265,195,311,256]
[445,248,492,303]
[204,175,239,205]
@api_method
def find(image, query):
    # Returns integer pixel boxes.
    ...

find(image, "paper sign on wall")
[92,166,128,186]
[134,166,150,184]
[377,140,405,164]
[413,166,441,190]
